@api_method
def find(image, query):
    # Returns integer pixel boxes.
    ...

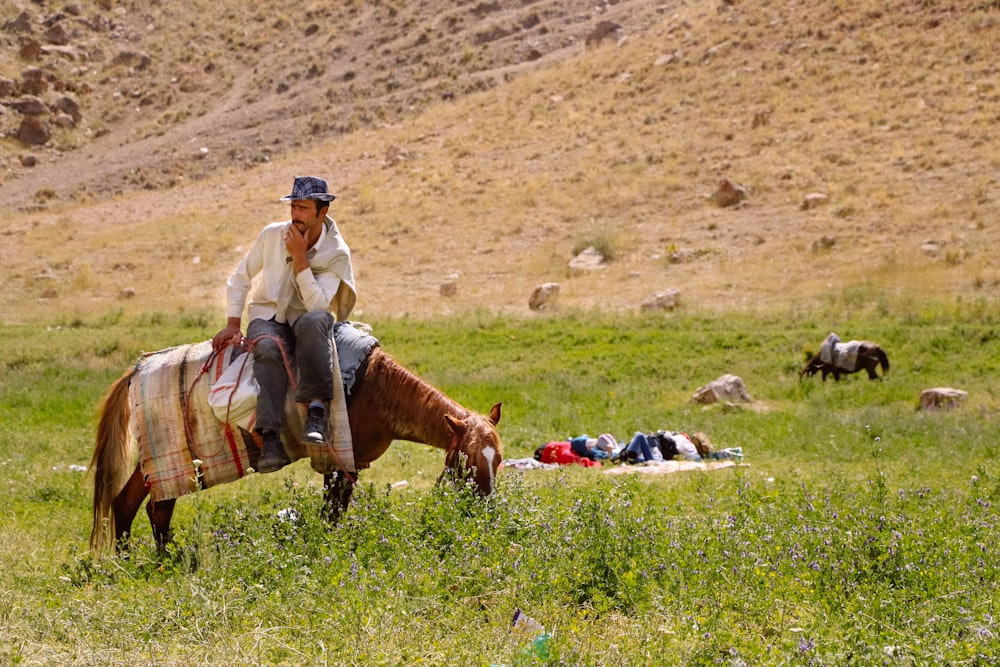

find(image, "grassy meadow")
[1,300,999,665]
[2,0,999,664]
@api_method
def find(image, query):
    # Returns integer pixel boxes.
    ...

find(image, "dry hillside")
[1,0,999,324]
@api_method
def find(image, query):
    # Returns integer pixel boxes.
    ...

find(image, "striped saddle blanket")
[129,323,378,502]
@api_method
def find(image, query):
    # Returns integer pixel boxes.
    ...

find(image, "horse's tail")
[877,347,890,375]
[89,369,135,557]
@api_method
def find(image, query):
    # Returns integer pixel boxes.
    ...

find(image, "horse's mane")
[363,348,469,448]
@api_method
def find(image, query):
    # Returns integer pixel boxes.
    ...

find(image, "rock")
[54,95,81,122]
[751,109,771,128]
[921,241,942,257]
[119,287,136,299]
[20,154,37,167]
[43,22,69,46]
[19,39,42,61]
[3,11,33,33]
[20,68,48,96]
[439,280,457,297]
[801,192,829,210]
[9,95,50,115]
[17,116,50,145]
[692,374,752,404]
[528,282,560,311]
[919,387,967,411]
[109,50,152,70]
[568,246,607,274]
[53,112,76,128]
[711,178,748,207]
[810,235,836,252]
[384,145,409,167]
[585,20,623,49]
[640,288,681,312]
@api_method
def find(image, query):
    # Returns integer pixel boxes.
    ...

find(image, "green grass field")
[1,304,999,665]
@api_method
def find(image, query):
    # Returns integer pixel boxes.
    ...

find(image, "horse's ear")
[444,414,464,434]
[488,403,502,426]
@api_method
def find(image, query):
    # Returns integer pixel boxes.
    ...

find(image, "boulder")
[712,178,748,207]
[692,374,752,404]
[640,288,681,312]
[17,116,50,145]
[919,387,967,411]
[528,282,560,311]
[568,246,607,274]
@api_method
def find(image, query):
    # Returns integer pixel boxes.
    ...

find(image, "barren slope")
[1,0,999,324]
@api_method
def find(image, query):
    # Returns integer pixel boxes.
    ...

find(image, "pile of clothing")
[534,431,743,468]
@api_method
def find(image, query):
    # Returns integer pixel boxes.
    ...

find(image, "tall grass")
[1,308,998,664]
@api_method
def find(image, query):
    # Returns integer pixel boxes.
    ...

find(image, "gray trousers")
[247,312,334,434]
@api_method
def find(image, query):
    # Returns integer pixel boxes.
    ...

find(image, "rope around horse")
[179,335,357,484]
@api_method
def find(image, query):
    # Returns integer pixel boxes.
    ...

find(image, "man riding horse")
[211,176,357,473]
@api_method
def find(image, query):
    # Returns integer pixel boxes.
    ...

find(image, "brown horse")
[89,343,503,557]
[800,341,890,381]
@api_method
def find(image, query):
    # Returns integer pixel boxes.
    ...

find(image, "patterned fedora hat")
[279,176,336,202]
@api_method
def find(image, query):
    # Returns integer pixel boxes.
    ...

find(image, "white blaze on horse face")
[481,445,498,492]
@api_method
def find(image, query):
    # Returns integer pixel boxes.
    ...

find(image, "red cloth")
[539,441,600,467]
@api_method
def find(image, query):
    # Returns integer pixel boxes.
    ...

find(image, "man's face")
[289,199,324,235]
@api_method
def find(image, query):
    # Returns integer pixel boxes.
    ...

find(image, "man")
[212,176,357,473]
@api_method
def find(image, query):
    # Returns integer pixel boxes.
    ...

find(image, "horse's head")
[441,403,503,496]
[800,354,822,379]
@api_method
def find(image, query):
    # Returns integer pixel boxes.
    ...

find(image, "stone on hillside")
[53,113,76,128]
[54,95,81,122]
[585,21,623,48]
[921,240,942,257]
[20,68,48,96]
[17,116,50,145]
[42,45,88,62]
[568,246,607,274]
[10,95,50,116]
[801,192,829,210]
[0,77,16,97]
[3,11,33,33]
[692,374,752,405]
[384,145,410,167]
[640,288,681,312]
[43,22,69,45]
[19,39,42,61]
[668,248,700,263]
[752,109,771,128]
[810,235,836,252]
[528,282,560,311]
[919,387,967,411]
[440,280,457,297]
[109,50,152,70]
[711,178,748,207]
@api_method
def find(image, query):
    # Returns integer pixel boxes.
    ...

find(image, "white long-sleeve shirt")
[225,216,357,325]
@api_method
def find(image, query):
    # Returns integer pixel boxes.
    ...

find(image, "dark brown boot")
[257,430,290,473]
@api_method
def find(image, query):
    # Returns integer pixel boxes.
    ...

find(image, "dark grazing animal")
[801,341,890,381]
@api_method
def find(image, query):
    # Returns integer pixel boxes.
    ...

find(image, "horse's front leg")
[322,471,358,523]
[145,498,176,556]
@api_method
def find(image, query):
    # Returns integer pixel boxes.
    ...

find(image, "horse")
[800,341,890,381]
[89,340,503,557]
